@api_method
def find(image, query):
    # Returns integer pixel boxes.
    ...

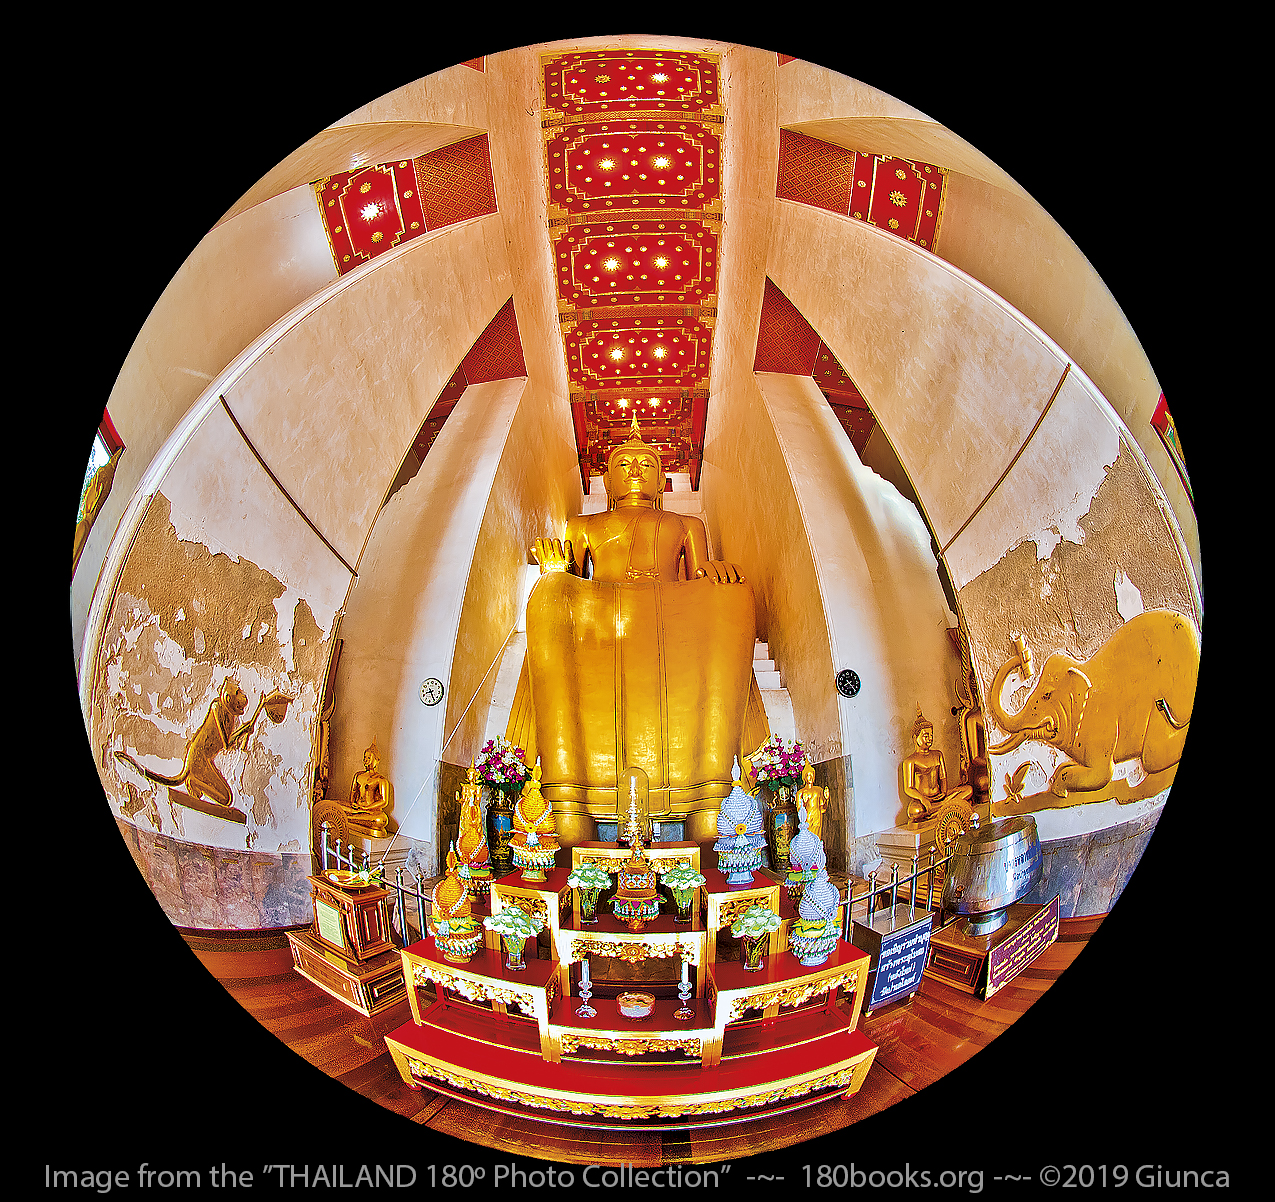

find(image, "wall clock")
[420,678,444,706]
[835,668,861,698]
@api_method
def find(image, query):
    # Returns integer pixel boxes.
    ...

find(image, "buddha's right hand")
[532,537,572,574]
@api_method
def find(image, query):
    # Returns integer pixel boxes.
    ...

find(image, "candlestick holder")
[575,974,596,1019]
[674,976,694,1021]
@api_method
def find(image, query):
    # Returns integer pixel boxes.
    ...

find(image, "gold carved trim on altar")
[724,968,862,1024]
[559,1032,702,1058]
[569,937,693,963]
[412,963,537,1016]
[716,895,776,928]
[407,1059,860,1119]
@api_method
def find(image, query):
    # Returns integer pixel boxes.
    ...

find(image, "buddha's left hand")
[531,537,573,573]
[697,561,745,583]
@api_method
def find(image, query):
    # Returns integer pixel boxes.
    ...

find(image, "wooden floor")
[186,916,1104,1165]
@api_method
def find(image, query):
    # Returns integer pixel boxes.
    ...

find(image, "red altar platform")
[383,847,878,1126]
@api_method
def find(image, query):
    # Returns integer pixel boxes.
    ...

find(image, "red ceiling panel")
[546,122,719,216]
[553,220,717,308]
[542,49,723,489]
[754,278,877,456]
[316,162,426,273]
[543,51,721,119]
[315,136,497,276]
[777,128,854,215]
[777,129,946,252]
[462,298,526,384]
[416,135,498,230]
[754,277,821,375]
[462,57,485,71]
[565,313,710,392]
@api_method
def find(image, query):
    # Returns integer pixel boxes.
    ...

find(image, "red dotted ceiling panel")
[315,135,497,276]
[542,49,724,490]
[777,129,947,253]
[754,278,877,457]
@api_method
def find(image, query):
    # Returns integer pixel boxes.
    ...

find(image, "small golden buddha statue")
[345,737,395,838]
[509,759,559,882]
[456,761,492,898]
[520,415,760,847]
[793,758,828,842]
[901,708,972,824]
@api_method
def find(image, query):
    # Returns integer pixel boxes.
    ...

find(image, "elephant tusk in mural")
[986,609,1200,813]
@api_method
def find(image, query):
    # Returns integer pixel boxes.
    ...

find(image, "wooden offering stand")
[287,871,407,1017]
[384,844,878,1127]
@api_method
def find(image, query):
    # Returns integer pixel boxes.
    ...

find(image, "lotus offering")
[660,863,707,924]
[731,903,782,972]
[568,861,613,925]
[483,906,545,972]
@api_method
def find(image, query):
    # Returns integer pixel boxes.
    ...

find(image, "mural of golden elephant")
[986,609,1200,812]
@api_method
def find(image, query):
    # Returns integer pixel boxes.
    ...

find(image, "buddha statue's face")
[608,449,661,502]
[915,725,934,752]
[364,749,379,771]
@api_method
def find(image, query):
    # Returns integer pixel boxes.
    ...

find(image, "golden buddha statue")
[794,758,828,842]
[509,759,559,882]
[901,708,972,824]
[345,737,395,838]
[456,761,492,898]
[519,416,764,847]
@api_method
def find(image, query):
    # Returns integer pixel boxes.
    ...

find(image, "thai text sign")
[986,894,1060,997]
[867,916,933,1008]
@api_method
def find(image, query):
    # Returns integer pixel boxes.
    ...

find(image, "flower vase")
[486,790,515,876]
[501,934,527,972]
[578,887,601,925]
[739,931,769,972]
[670,886,696,925]
[764,784,798,873]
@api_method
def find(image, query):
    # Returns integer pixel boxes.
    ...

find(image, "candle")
[681,957,689,986]
[581,957,590,988]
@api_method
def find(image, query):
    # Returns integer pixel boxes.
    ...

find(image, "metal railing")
[318,822,433,947]
[843,840,958,941]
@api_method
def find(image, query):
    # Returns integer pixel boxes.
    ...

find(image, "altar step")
[385,998,877,1129]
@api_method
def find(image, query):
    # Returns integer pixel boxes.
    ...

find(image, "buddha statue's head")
[364,737,382,773]
[912,709,934,752]
[801,758,816,786]
[605,414,664,509]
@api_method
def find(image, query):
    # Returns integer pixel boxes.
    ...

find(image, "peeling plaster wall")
[92,401,349,859]
[763,195,1200,837]
[756,373,961,836]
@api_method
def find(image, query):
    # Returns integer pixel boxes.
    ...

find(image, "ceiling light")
[361,204,380,221]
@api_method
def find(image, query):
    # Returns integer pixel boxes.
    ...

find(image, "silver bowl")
[941,814,1042,935]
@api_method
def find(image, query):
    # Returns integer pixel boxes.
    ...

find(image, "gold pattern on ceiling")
[541,49,724,490]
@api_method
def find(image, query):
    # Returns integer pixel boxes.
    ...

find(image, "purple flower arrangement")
[749,734,807,791]
[475,736,530,797]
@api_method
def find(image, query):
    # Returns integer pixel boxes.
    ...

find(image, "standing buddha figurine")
[787,791,828,903]
[509,759,560,883]
[455,762,492,901]
[793,758,827,842]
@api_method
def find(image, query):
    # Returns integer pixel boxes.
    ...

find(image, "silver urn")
[941,813,1042,936]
